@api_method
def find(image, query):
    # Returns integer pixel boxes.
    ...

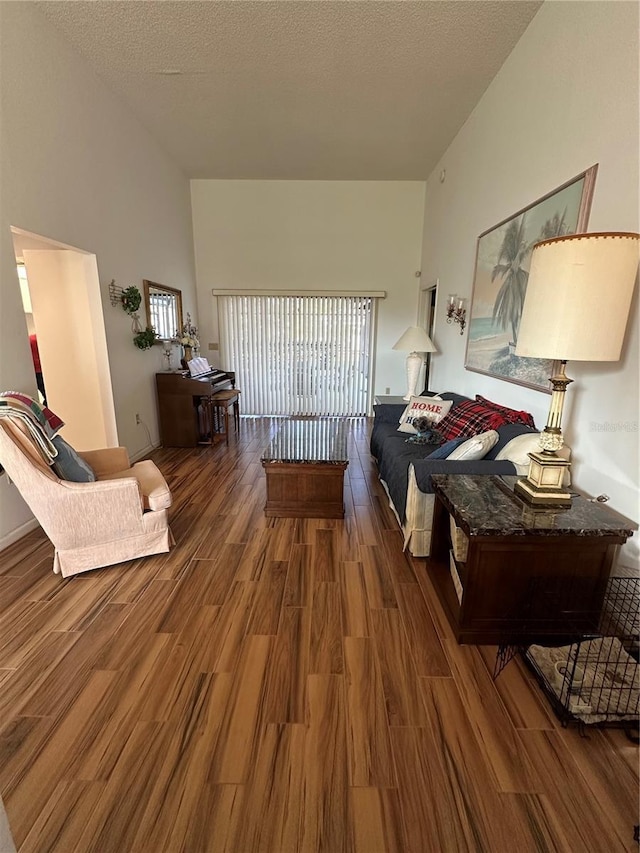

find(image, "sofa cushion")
[52,435,96,482]
[475,395,536,429]
[446,430,499,461]
[372,403,409,425]
[436,399,515,441]
[398,396,452,434]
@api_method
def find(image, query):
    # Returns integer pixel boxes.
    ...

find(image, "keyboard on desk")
[185,368,228,382]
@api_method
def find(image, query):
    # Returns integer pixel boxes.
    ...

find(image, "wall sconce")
[108,279,124,307]
[446,294,467,334]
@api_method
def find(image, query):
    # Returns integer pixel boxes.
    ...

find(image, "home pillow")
[475,395,536,429]
[446,430,499,461]
[398,397,453,434]
[426,436,467,460]
[398,393,443,425]
[436,399,512,441]
[52,435,96,482]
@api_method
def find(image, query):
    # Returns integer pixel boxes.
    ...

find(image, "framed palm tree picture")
[464,164,598,391]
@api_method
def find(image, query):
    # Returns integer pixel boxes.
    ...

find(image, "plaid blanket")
[0,392,64,464]
[0,392,64,436]
[437,399,516,442]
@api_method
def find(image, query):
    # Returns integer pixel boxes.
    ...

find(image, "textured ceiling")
[36,0,542,180]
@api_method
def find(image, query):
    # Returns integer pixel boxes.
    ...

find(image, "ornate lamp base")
[514,451,572,506]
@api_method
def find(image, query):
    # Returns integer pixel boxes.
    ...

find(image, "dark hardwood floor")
[0,417,637,852]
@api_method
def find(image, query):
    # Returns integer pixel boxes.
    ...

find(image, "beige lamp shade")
[515,232,640,361]
[392,326,437,353]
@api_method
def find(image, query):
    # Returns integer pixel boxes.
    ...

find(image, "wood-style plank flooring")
[0,417,638,852]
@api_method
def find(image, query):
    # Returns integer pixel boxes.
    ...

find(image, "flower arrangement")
[176,312,199,349]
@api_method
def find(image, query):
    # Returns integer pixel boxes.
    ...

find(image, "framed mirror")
[143,280,183,342]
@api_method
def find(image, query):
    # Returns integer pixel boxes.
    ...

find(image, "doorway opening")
[16,263,47,406]
[417,278,439,392]
[11,227,117,449]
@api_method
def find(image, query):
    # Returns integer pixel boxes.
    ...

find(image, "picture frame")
[464,164,598,392]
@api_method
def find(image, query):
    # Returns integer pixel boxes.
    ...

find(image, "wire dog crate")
[495,576,639,738]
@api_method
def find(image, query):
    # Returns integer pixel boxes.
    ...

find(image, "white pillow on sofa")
[495,432,571,483]
[446,430,499,461]
[398,396,452,434]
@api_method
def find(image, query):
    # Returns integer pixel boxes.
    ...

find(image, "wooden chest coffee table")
[261,418,349,518]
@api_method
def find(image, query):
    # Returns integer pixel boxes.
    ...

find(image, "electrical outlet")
[385,387,391,395]
[135,413,141,425]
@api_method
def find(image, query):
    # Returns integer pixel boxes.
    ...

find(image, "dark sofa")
[370,391,537,555]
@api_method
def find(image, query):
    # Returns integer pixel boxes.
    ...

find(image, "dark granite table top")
[261,418,348,465]
[431,474,637,538]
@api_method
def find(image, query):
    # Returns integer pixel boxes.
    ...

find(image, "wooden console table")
[428,474,635,644]
[261,419,348,518]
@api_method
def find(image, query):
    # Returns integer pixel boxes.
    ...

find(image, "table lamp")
[514,231,639,506]
[392,326,437,400]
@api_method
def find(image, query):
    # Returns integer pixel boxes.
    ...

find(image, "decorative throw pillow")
[398,397,452,434]
[495,432,542,472]
[52,435,96,482]
[446,430,499,461]
[475,395,536,429]
[425,436,467,460]
[495,432,572,484]
[436,399,512,442]
[398,394,442,424]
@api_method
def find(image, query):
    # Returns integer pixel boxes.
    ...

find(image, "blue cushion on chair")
[52,436,96,482]
[426,437,467,460]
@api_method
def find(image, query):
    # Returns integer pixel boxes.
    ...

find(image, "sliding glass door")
[218,294,377,416]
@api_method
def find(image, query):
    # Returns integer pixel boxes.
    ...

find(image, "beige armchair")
[0,416,173,578]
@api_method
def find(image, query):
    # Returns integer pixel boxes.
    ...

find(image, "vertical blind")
[218,294,377,416]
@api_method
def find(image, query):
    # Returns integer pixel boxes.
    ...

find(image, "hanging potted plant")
[133,327,157,350]
[121,286,142,315]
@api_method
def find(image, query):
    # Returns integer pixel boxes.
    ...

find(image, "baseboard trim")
[0,517,40,552]
[130,442,160,462]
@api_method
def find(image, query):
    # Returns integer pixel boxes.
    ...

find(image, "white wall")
[190,180,426,396]
[0,4,197,547]
[422,0,640,566]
